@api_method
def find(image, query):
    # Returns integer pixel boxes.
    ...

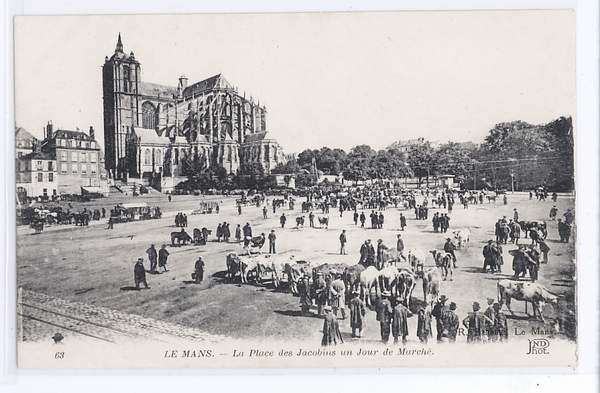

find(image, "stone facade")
[16,151,57,198]
[102,34,285,188]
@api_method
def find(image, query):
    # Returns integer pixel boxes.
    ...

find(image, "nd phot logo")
[526,338,550,355]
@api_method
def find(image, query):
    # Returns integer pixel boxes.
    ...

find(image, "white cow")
[360,266,381,307]
[453,229,471,248]
[497,279,560,322]
[422,267,442,305]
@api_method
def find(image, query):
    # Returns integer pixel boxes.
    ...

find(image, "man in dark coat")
[134,258,148,289]
[366,240,376,266]
[339,230,347,255]
[444,238,457,266]
[432,213,440,232]
[359,212,366,228]
[392,298,412,344]
[194,257,205,284]
[482,240,498,273]
[349,290,366,338]
[378,212,384,229]
[280,213,287,228]
[268,230,277,254]
[146,244,158,273]
[441,302,460,342]
[400,213,406,231]
[321,306,343,346]
[298,275,312,315]
[417,307,432,343]
[353,211,359,225]
[463,302,493,343]
[314,272,327,316]
[432,295,449,342]
[158,244,170,272]
[492,302,509,342]
[376,291,393,343]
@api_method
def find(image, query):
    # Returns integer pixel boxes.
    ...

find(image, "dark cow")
[171,230,192,246]
[430,250,453,281]
[318,216,329,229]
[295,216,305,228]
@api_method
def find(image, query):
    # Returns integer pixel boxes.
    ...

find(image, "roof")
[20,150,55,161]
[132,127,170,145]
[53,129,94,141]
[244,132,270,143]
[122,202,148,209]
[16,127,37,142]
[182,74,233,99]
[139,81,178,99]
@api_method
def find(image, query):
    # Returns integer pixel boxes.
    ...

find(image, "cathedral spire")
[115,33,123,53]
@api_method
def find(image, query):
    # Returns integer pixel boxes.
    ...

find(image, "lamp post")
[510,172,515,193]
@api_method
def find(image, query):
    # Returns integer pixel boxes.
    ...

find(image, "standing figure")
[194,256,205,284]
[392,298,412,344]
[158,244,170,272]
[268,230,277,254]
[349,290,366,338]
[134,258,148,289]
[462,302,493,343]
[321,306,343,346]
[400,213,406,231]
[280,213,287,229]
[146,244,158,273]
[339,229,347,255]
[376,291,393,344]
[416,307,432,344]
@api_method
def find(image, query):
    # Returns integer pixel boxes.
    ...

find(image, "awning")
[122,202,149,209]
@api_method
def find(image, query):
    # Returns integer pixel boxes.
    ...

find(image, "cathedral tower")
[102,33,141,180]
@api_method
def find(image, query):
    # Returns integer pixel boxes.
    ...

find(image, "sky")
[14,11,575,154]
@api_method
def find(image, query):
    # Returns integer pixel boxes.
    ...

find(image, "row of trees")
[271,116,574,191]
[176,116,573,191]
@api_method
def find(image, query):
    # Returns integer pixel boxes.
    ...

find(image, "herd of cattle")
[221,223,563,326]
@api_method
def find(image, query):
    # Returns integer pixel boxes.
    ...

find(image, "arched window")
[227,146,232,161]
[144,149,151,165]
[155,149,162,166]
[142,102,157,129]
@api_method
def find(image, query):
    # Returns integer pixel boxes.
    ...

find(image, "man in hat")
[392,297,412,344]
[349,290,366,338]
[321,306,343,346]
[444,238,457,267]
[538,238,550,264]
[396,234,407,262]
[549,205,558,221]
[314,272,327,316]
[366,240,376,266]
[134,258,148,289]
[268,230,277,254]
[331,273,347,319]
[158,244,170,272]
[376,239,388,270]
[400,213,407,231]
[280,213,286,229]
[484,297,496,339]
[263,205,268,219]
[376,291,394,344]
[359,211,366,228]
[442,302,460,342]
[339,229,347,255]
[462,302,493,343]
[482,240,499,273]
[513,208,519,222]
[492,302,509,342]
[193,256,205,284]
[417,306,432,344]
[432,212,440,233]
[432,295,450,342]
[146,244,158,273]
[298,274,312,315]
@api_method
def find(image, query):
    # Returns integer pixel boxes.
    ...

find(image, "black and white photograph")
[13,11,578,368]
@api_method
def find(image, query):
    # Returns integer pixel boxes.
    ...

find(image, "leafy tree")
[343,145,376,182]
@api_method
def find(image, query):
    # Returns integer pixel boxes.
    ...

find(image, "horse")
[360,266,381,307]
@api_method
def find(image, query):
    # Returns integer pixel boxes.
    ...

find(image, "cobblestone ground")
[18,289,225,344]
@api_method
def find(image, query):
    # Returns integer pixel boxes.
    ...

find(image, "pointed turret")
[115,33,123,53]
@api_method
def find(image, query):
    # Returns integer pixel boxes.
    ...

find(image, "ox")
[497,279,560,322]
[295,216,305,228]
[396,269,417,307]
[342,264,365,297]
[360,266,381,307]
[226,253,257,284]
[318,216,329,229]
[422,267,442,305]
[453,229,471,249]
[171,230,192,246]
[430,250,453,281]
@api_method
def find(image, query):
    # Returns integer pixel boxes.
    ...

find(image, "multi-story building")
[16,150,57,198]
[38,122,108,195]
[15,127,37,158]
[102,34,285,191]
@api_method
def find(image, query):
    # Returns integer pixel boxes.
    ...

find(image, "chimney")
[89,126,95,140]
[46,121,53,141]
